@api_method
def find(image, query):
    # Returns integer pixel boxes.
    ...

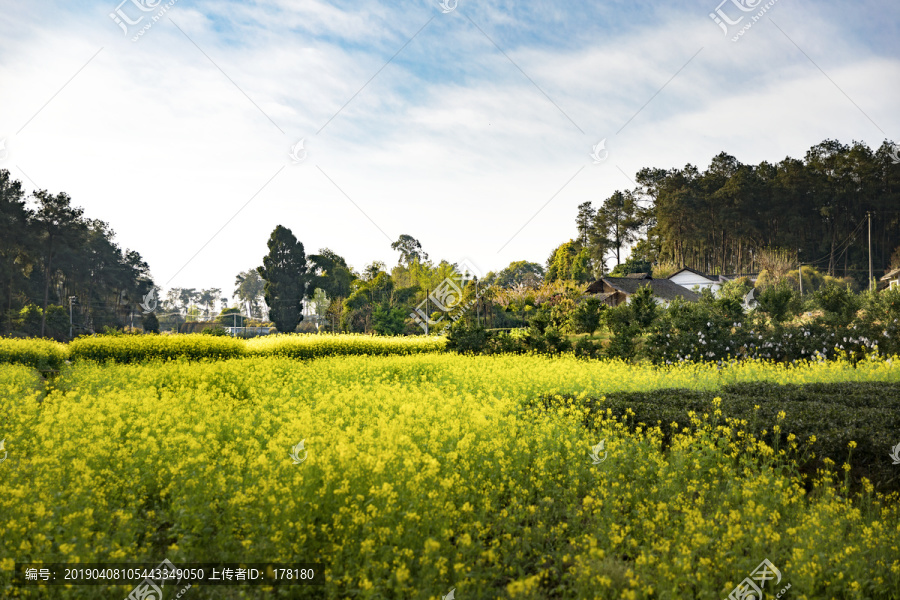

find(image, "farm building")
[668,268,759,295]
[878,267,900,291]
[585,276,700,307]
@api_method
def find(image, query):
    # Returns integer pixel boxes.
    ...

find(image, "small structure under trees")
[586,276,700,307]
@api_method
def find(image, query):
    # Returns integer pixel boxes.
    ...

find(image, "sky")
[0,0,898,303]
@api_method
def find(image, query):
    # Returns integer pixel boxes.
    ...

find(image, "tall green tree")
[594,190,643,267]
[495,260,545,288]
[257,225,311,333]
[234,269,265,317]
[32,190,86,337]
[0,171,32,329]
[391,234,428,266]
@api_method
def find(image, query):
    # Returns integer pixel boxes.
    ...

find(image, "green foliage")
[546,240,589,282]
[593,190,644,268]
[233,270,265,317]
[756,283,800,324]
[540,381,900,493]
[527,304,552,334]
[494,260,545,288]
[390,234,428,265]
[201,326,229,336]
[571,297,606,336]
[629,284,659,329]
[372,302,407,336]
[814,281,862,327]
[11,303,69,340]
[141,311,159,334]
[573,337,602,360]
[859,287,900,356]
[609,256,652,277]
[257,225,311,333]
[604,302,639,360]
[216,308,246,327]
[445,320,489,354]
[784,265,825,293]
[549,297,577,334]
[540,326,572,355]
[646,295,747,363]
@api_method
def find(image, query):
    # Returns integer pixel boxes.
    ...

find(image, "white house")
[668,268,722,294]
[879,267,900,291]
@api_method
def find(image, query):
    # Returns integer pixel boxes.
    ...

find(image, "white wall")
[669,272,721,295]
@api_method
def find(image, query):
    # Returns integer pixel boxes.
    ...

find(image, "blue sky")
[0,0,897,301]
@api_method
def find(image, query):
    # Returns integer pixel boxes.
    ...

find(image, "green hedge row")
[530,381,900,493]
[0,338,68,371]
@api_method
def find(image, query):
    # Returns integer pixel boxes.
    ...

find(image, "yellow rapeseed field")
[0,354,898,599]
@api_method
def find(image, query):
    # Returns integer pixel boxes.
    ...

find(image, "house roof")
[591,292,616,301]
[668,267,715,281]
[586,277,701,302]
[880,267,900,281]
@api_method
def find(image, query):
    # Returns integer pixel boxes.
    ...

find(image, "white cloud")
[0,0,897,295]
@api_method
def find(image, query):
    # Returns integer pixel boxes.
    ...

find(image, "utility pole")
[868,211,873,290]
[425,289,429,335]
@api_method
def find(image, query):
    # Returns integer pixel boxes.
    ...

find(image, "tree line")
[551,139,900,285]
[0,170,154,339]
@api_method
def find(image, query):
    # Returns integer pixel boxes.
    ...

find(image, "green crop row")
[531,381,900,493]
[0,337,68,371]
[0,333,448,366]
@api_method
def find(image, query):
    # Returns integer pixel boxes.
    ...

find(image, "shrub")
[142,311,160,334]
[0,337,68,371]
[815,281,862,327]
[756,282,800,324]
[604,302,640,360]
[244,333,446,360]
[446,321,489,354]
[11,303,69,340]
[571,297,606,336]
[629,284,656,329]
[201,326,229,336]
[532,381,900,493]
[573,337,602,360]
[69,334,246,363]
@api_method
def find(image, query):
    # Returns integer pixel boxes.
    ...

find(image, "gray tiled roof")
[587,277,700,302]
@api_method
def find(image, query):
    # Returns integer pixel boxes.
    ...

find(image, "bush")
[573,337,602,360]
[244,333,446,359]
[142,311,159,334]
[646,294,747,364]
[756,283,800,324]
[69,334,246,363]
[571,297,606,336]
[0,337,68,371]
[541,326,572,355]
[217,309,246,327]
[446,320,489,354]
[815,281,862,327]
[630,284,659,330]
[531,381,900,494]
[604,302,639,360]
[858,287,900,356]
[11,303,69,340]
[201,326,229,336]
